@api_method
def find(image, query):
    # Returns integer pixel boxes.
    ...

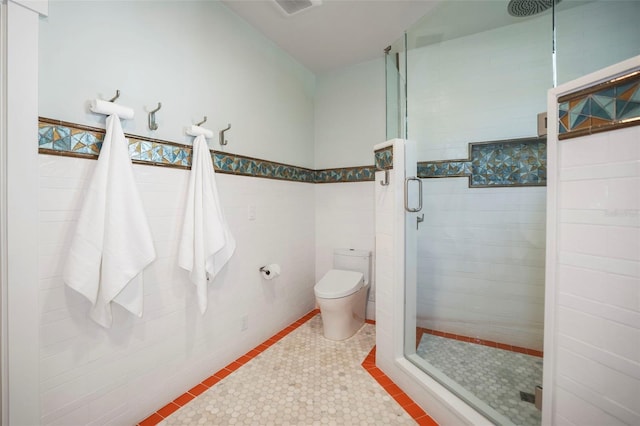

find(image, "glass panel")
[400,1,554,424]
[392,1,640,425]
[385,51,401,140]
[556,0,640,86]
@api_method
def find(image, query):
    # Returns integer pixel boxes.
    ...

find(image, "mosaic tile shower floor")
[417,334,543,426]
[161,316,417,426]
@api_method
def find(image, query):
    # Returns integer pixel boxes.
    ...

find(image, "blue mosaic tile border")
[374,146,393,170]
[314,166,375,183]
[559,70,640,139]
[38,118,370,184]
[418,160,471,178]
[417,137,546,188]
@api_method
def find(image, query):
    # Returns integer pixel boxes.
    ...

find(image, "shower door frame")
[374,138,493,426]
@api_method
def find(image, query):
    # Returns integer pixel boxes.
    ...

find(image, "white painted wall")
[544,56,640,426]
[38,155,315,424]
[314,58,385,169]
[313,58,385,319]
[406,0,639,349]
[39,1,316,169]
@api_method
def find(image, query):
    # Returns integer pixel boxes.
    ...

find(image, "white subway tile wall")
[404,0,640,353]
[416,178,546,350]
[554,125,640,425]
[374,165,398,366]
[38,155,316,425]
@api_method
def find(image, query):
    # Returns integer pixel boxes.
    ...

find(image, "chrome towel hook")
[219,124,231,146]
[196,116,207,127]
[148,102,162,131]
[380,170,390,186]
[108,89,121,103]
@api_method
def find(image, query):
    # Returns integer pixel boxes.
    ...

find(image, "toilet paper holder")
[259,264,280,279]
[259,265,274,274]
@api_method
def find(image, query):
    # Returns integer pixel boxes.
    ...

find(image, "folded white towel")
[90,99,135,120]
[178,135,236,313]
[186,124,214,139]
[63,114,156,328]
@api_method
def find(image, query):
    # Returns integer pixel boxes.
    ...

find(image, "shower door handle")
[404,177,422,213]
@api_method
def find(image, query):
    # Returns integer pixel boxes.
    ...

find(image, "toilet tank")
[333,249,371,284]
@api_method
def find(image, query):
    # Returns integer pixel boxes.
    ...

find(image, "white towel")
[63,114,156,328]
[178,135,236,314]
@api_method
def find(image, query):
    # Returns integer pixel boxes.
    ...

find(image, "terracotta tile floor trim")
[361,346,439,426]
[139,311,435,426]
[416,327,543,358]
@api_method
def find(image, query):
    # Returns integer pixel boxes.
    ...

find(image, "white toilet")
[314,249,371,341]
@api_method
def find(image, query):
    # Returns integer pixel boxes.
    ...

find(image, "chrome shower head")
[507,0,562,17]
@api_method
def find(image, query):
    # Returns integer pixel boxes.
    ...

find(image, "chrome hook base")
[219,124,231,146]
[148,102,162,131]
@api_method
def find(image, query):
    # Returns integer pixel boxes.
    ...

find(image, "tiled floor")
[140,310,437,426]
[417,334,543,426]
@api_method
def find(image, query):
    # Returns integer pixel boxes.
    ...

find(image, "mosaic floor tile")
[162,316,416,426]
[417,334,542,426]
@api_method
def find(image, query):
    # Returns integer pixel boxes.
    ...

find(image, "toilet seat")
[314,269,364,299]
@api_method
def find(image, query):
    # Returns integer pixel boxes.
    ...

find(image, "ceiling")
[221,0,440,74]
[221,0,592,75]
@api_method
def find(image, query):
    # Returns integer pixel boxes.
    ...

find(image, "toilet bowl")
[314,249,371,341]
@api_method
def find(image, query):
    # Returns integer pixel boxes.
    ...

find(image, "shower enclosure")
[386,1,640,424]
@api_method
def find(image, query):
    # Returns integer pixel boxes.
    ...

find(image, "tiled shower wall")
[552,125,640,425]
[405,1,639,351]
[417,179,546,350]
[408,16,550,349]
[546,53,640,423]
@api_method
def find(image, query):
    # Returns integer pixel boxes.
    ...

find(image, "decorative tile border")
[415,327,543,358]
[417,137,546,188]
[138,311,438,426]
[39,118,374,184]
[374,145,393,170]
[558,69,640,140]
[418,160,471,179]
[314,166,375,183]
[214,152,315,183]
[39,118,546,188]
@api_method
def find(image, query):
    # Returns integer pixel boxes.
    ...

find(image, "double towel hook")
[219,124,231,146]
[148,102,162,131]
[108,90,121,103]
